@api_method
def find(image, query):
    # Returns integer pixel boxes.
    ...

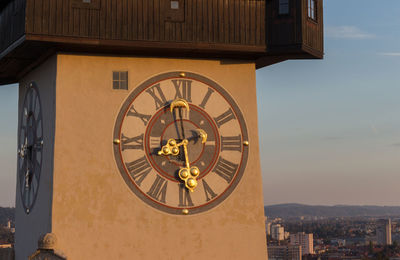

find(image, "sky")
[1,0,400,207]
[257,0,400,206]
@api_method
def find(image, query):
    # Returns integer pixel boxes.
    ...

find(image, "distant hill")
[0,207,14,225]
[265,204,400,218]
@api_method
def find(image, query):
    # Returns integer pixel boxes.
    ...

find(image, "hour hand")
[157,138,188,156]
[158,139,180,156]
[196,129,207,144]
[187,129,208,144]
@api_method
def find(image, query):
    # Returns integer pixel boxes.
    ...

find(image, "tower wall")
[45,54,267,259]
[15,56,57,260]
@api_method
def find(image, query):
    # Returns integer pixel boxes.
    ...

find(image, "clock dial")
[113,72,249,215]
[18,82,43,214]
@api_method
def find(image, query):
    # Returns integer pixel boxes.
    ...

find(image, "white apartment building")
[271,224,285,241]
[266,222,272,236]
[290,232,314,255]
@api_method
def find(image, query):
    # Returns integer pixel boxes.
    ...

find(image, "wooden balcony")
[0,0,324,85]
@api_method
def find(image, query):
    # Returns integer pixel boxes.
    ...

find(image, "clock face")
[113,72,249,215]
[18,82,43,214]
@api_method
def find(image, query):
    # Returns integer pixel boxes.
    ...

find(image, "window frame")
[307,0,317,21]
[278,0,290,16]
[112,71,128,90]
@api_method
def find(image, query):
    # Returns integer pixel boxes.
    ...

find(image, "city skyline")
[1,0,400,207]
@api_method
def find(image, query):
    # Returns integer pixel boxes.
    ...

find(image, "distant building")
[271,224,285,241]
[290,232,314,255]
[266,222,272,236]
[268,245,302,260]
[331,239,346,247]
[5,220,14,234]
[376,219,392,245]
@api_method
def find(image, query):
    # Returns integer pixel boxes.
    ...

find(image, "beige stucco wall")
[15,56,57,260]
[49,54,266,259]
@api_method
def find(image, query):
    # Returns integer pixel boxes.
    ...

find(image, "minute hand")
[181,139,190,169]
[178,139,200,192]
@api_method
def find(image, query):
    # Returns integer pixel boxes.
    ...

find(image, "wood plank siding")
[0,0,324,84]
[265,0,323,57]
[302,0,323,57]
[24,0,265,47]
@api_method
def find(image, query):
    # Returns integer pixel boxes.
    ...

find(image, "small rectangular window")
[113,71,128,90]
[171,1,179,9]
[164,0,185,22]
[308,0,317,20]
[278,0,289,15]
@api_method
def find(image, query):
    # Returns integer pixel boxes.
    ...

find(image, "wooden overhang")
[0,0,324,85]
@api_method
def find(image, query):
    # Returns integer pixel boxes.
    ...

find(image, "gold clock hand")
[156,138,198,191]
[158,138,181,156]
[160,99,201,192]
[195,129,207,144]
[181,139,190,169]
[170,98,190,113]
[157,138,190,156]
[178,139,200,192]
[170,98,190,139]
[179,109,185,139]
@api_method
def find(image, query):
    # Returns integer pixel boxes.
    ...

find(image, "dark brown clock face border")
[18,82,43,214]
[113,72,249,215]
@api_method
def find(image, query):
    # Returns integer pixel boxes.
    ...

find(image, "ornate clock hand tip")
[196,129,208,144]
[170,98,190,113]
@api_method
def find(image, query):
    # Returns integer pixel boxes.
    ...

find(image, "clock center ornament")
[157,98,207,192]
[113,72,249,215]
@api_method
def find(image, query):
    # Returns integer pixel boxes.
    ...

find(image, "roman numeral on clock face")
[146,83,167,110]
[127,105,151,126]
[149,137,160,148]
[214,108,236,128]
[199,88,214,109]
[147,175,168,203]
[121,133,144,151]
[213,157,238,183]
[178,184,194,207]
[221,135,242,152]
[172,79,192,102]
[125,156,151,186]
[202,180,217,202]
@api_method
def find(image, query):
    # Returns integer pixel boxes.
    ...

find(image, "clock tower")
[0,0,323,259]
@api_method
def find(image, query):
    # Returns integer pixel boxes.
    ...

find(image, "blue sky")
[1,0,400,207]
[257,0,400,206]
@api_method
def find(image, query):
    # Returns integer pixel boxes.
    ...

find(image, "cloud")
[325,26,375,39]
[379,52,400,56]
[392,143,400,147]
